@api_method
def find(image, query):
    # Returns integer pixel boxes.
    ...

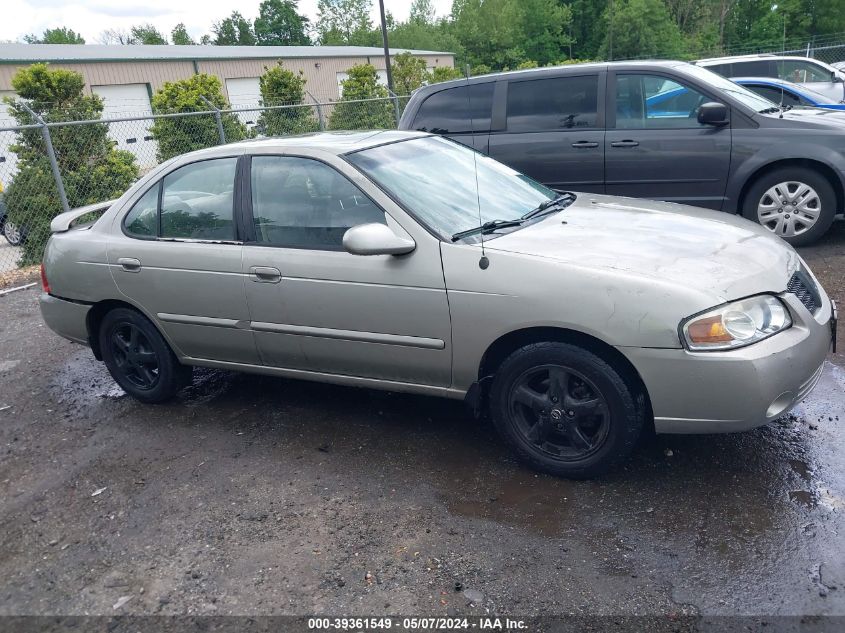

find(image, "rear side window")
[730,60,777,77]
[506,75,598,132]
[122,157,238,241]
[411,83,494,134]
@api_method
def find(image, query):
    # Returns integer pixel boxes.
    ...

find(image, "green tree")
[3,64,138,264]
[130,23,169,45]
[171,23,195,45]
[316,0,379,45]
[257,63,319,135]
[392,52,429,95]
[600,0,686,60]
[328,64,395,130]
[23,27,85,44]
[410,0,436,24]
[255,0,311,45]
[149,74,248,161]
[429,65,463,83]
[213,11,257,45]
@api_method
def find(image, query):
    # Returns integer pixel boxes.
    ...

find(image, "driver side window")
[616,74,710,129]
[249,156,386,250]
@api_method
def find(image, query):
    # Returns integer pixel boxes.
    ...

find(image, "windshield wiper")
[521,192,577,221]
[451,219,525,242]
[758,106,781,114]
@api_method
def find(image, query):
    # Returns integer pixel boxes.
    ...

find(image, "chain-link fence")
[0,95,406,272]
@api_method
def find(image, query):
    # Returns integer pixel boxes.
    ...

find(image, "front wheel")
[3,220,23,246]
[489,342,644,479]
[99,307,192,403]
[741,167,836,246]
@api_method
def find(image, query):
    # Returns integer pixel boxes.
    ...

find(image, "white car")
[696,54,845,102]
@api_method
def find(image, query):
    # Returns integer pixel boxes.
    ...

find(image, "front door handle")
[117,257,141,273]
[610,140,640,148]
[571,141,599,148]
[249,266,282,283]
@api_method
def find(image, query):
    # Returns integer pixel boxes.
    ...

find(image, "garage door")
[92,84,157,169]
[0,90,19,187]
[226,78,262,128]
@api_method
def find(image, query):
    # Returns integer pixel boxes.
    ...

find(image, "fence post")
[306,91,325,131]
[387,89,401,127]
[200,96,227,145]
[20,102,70,215]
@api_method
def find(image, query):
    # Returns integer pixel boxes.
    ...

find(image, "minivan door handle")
[610,140,640,148]
[117,257,141,273]
[571,141,599,149]
[249,266,282,283]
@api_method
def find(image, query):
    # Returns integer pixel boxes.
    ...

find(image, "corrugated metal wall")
[0,53,454,105]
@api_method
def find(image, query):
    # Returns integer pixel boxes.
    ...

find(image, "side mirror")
[343,223,416,256]
[697,102,729,126]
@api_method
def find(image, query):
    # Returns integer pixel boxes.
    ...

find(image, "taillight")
[40,263,51,294]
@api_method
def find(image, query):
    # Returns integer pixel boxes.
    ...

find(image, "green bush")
[257,62,319,136]
[3,63,139,265]
[327,64,396,130]
[150,74,249,161]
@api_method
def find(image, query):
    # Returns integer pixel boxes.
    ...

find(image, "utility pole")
[608,0,614,61]
[378,0,395,96]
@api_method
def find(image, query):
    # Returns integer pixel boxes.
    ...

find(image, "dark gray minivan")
[398,60,845,245]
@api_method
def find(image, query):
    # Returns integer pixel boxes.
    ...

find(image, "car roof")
[183,130,430,160]
[413,60,688,93]
[697,54,830,65]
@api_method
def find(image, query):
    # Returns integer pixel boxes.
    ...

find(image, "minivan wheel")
[489,342,643,479]
[99,308,192,403]
[742,167,836,246]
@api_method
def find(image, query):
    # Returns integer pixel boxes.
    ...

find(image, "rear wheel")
[99,308,192,403]
[489,342,644,479]
[741,167,836,246]
[3,220,23,246]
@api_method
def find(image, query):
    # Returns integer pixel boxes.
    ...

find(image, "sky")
[2,0,454,44]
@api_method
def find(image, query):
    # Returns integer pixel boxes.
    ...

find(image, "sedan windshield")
[346,136,558,241]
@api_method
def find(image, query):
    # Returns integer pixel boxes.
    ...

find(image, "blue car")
[733,77,845,111]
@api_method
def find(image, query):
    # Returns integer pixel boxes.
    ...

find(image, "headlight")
[681,295,791,351]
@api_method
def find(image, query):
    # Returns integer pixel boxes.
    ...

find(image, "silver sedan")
[40,131,836,478]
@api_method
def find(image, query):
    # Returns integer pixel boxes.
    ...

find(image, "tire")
[3,220,24,246]
[489,342,644,479]
[741,166,836,246]
[98,307,192,403]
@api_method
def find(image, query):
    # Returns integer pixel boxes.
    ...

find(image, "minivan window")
[506,75,598,132]
[160,158,238,240]
[616,75,710,129]
[777,60,833,84]
[411,83,494,134]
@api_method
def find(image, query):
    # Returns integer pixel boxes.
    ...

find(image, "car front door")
[108,154,260,365]
[240,153,452,386]
[604,72,732,210]
[488,72,605,193]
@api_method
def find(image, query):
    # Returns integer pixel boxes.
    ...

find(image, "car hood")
[768,106,845,127]
[484,194,800,302]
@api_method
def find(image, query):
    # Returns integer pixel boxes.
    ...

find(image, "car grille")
[787,271,820,314]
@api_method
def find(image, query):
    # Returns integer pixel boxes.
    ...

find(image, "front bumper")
[619,292,833,434]
[40,293,91,346]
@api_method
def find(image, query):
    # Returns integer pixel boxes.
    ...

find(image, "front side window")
[346,135,556,242]
[506,75,598,132]
[777,60,832,84]
[160,158,238,240]
[616,74,711,129]
[250,156,385,250]
[412,83,494,134]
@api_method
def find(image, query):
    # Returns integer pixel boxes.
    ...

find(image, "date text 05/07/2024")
[307,617,528,630]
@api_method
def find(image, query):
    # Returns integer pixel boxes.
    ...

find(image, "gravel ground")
[0,225,843,631]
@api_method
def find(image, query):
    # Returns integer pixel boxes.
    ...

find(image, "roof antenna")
[465,63,489,270]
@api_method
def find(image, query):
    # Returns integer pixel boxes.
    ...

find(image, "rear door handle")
[571,141,599,148]
[117,257,141,272]
[249,266,282,283]
[610,140,640,148]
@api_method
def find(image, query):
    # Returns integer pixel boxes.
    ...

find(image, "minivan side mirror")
[698,102,729,126]
[343,223,416,256]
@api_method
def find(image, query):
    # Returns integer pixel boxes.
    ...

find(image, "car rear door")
[240,152,452,387]
[487,72,605,193]
[108,154,259,365]
[604,71,731,210]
